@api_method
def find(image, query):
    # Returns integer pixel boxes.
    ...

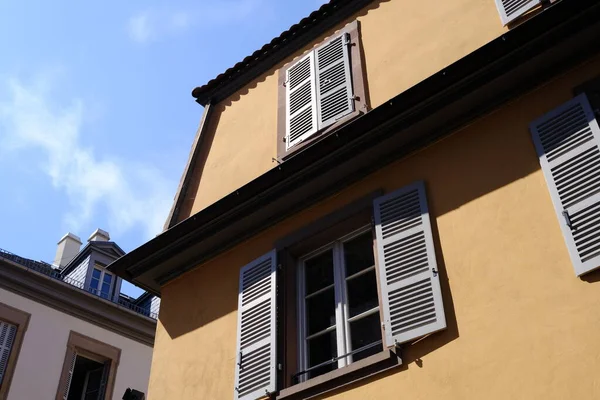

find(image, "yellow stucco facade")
[176,0,508,220]
[148,39,600,399]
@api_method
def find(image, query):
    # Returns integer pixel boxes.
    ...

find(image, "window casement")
[233,182,447,400]
[296,228,382,382]
[0,302,29,400]
[56,331,121,400]
[277,21,367,160]
[88,267,114,300]
[530,93,600,276]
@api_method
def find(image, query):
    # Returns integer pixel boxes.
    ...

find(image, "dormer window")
[89,266,114,300]
[277,21,367,160]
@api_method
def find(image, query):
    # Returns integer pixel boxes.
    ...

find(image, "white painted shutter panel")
[62,351,78,399]
[494,0,540,25]
[0,321,17,384]
[286,52,318,150]
[530,94,600,276]
[373,182,446,347]
[315,33,354,129]
[233,250,277,400]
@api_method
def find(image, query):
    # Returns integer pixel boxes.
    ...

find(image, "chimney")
[53,233,82,268]
[88,228,110,242]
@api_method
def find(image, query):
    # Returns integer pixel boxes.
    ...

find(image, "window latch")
[562,210,573,230]
[237,351,243,369]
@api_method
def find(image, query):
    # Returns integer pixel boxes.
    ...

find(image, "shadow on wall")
[158,0,600,378]
[176,0,390,222]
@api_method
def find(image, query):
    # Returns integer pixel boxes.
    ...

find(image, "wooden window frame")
[89,265,115,300]
[296,226,380,381]
[55,331,121,400]
[276,20,368,161]
[276,191,401,398]
[0,302,30,400]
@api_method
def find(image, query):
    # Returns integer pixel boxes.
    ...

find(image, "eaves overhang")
[108,0,600,295]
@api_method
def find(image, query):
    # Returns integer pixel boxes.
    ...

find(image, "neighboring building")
[0,229,158,399]
[109,0,600,399]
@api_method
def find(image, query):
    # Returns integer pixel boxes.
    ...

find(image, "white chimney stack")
[88,228,110,242]
[53,233,82,268]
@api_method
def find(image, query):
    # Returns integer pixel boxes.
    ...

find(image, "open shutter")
[494,0,540,25]
[530,94,600,276]
[285,52,318,150]
[233,250,277,400]
[0,321,16,383]
[373,181,446,347]
[315,33,354,129]
[97,361,111,399]
[62,350,78,399]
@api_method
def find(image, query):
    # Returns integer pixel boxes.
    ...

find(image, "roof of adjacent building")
[191,0,375,106]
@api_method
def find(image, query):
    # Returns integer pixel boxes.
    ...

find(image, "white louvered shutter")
[233,250,277,400]
[494,0,540,25]
[373,182,446,347]
[315,33,354,129]
[0,321,16,384]
[530,94,600,276]
[62,350,78,399]
[286,52,318,150]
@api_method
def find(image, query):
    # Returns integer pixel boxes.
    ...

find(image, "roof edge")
[191,0,375,106]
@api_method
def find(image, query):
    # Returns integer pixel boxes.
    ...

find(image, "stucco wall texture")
[0,288,153,400]
[177,0,508,220]
[150,55,600,399]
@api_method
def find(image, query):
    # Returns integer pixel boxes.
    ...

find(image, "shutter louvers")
[373,182,447,347]
[530,94,600,276]
[0,321,16,383]
[286,52,318,150]
[233,250,277,400]
[62,350,78,400]
[494,0,540,26]
[315,33,354,129]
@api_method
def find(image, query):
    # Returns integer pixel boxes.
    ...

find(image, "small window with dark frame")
[297,228,382,381]
[64,353,110,400]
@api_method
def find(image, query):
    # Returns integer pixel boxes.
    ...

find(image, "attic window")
[276,20,367,160]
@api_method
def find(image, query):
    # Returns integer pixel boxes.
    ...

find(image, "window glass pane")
[101,283,111,298]
[92,269,101,279]
[349,312,382,362]
[344,232,375,277]
[103,273,112,284]
[347,269,379,318]
[306,288,335,335]
[89,278,99,290]
[307,330,337,379]
[304,250,334,295]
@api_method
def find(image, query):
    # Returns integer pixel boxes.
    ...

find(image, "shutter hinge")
[432,268,438,277]
[349,95,359,101]
[562,210,573,230]
[343,33,353,46]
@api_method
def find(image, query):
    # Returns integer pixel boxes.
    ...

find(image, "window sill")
[277,349,401,400]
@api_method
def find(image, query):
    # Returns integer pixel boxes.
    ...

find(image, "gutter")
[109,0,600,294]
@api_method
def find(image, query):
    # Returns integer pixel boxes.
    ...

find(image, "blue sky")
[0,0,326,297]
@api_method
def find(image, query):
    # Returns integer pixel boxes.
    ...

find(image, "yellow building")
[109,0,600,398]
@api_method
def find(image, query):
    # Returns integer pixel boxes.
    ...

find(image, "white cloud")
[0,73,173,240]
[127,0,264,44]
[128,12,153,44]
